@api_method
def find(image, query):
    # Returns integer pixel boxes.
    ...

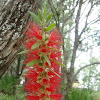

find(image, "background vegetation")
[0,0,100,100]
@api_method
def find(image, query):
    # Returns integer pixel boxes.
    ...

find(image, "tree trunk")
[0,0,41,79]
[61,0,83,99]
[61,68,73,100]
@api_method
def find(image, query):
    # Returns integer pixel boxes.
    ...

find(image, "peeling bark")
[0,0,41,79]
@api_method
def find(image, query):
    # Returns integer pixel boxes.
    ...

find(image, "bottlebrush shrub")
[19,5,65,100]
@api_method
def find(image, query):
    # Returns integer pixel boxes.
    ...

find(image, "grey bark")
[0,0,41,79]
[61,0,83,99]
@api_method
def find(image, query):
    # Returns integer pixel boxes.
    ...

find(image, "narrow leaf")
[51,59,66,67]
[51,40,63,45]
[44,55,51,66]
[46,13,53,23]
[31,42,41,50]
[50,48,62,52]
[49,68,61,78]
[45,23,56,32]
[28,11,41,23]
[38,9,42,21]
[44,4,46,19]
[18,50,30,55]
[26,60,39,67]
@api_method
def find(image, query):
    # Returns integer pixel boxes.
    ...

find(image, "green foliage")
[46,13,53,23]
[26,59,39,67]
[18,50,30,54]
[45,23,56,31]
[0,93,26,100]
[0,94,15,100]
[81,57,100,90]
[0,75,19,95]
[66,88,94,100]
[44,54,51,66]
[61,82,67,90]
[52,59,66,67]
[0,76,26,100]
[43,4,46,19]
[50,47,62,52]
[93,91,100,100]
[28,4,54,32]
[38,9,42,21]
[28,11,41,24]
[31,42,41,49]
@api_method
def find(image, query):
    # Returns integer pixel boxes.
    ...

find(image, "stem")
[42,16,46,43]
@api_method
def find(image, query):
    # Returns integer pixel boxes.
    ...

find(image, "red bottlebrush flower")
[47,30,61,46]
[42,79,49,85]
[26,95,39,100]
[23,22,62,100]
[24,69,38,81]
[37,68,43,72]
[50,94,62,100]
[25,22,42,40]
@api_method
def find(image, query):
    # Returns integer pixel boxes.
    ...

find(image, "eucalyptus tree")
[47,0,100,99]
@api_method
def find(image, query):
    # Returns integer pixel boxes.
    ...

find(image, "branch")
[75,0,83,37]
[48,0,58,25]
[88,17,100,25]
[79,2,93,38]
[63,0,79,24]
[57,0,66,6]
[48,0,60,28]
[61,1,79,33]
[70,0,83,72]
[73,62,100,80]
[61,10,65,32]
[81,32,100,42]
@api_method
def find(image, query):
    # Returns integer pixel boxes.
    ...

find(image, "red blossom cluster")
[24,22,62,100]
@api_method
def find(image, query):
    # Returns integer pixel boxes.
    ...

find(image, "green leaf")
[18,50,30,55]
[28,11,41,23]
[44,55,51,66]
[38,9,42,21]
[52,59,66,67]
[51,40,63,45]
[50,68,61,78]
[50,48,62,52]
[31,42,41,49]
[26,60,39,67]
[45,23,56,32]
[46,13,53,23]
[44,4,46,19]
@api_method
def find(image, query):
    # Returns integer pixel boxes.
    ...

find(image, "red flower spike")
[23,22,62,100]
[26,95,39,100]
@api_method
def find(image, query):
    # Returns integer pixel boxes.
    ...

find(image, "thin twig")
[73,62,100,81]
